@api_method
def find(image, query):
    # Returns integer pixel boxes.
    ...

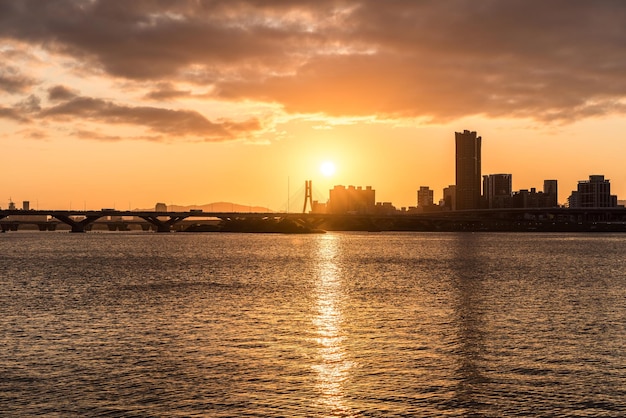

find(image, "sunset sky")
[2,0,626,210]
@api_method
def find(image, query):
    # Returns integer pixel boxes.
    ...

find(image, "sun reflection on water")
[312,234,355,416]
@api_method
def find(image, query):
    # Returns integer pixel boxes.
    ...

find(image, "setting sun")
[320,161,337,177]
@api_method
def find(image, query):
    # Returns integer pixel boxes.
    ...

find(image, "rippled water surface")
[1,231,625,417]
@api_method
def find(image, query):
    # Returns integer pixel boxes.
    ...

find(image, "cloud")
[14,128,49,140]
[40,95,262,140]
[143,83,193,101]
[1,0,626,123]
[16,94,41,113]
[0,95,39,122]
[0,106,27,122]
[2,82,264,141]
[70,129,126,142]
[0,65,37,94]
[48,85,79,101]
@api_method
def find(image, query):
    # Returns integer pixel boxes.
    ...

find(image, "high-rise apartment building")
[455,130,482,210]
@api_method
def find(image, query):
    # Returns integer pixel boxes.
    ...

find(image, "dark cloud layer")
[2,0,626,124]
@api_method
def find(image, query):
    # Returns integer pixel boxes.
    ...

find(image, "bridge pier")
[106,222,130,232]
[289,215,326,230]
[36,222,58,231]
[139,215,189,233]
[1,222,19,232]
[54,215,102,233]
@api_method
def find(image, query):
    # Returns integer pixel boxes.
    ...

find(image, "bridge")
[3,207,626,233]
[0,209,326,233]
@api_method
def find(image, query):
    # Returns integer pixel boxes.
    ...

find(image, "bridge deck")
[3,207,626,232]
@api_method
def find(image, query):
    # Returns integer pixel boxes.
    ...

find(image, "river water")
[1,231,625,417]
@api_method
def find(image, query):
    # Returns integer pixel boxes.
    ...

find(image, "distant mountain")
[138,202,274,213]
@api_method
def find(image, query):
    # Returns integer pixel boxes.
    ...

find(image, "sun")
[320,161,336,177]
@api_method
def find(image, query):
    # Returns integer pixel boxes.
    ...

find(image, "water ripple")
[1,232,625,416]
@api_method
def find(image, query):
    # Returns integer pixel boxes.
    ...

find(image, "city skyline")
[3,128,622,213]
[2,1,626,210]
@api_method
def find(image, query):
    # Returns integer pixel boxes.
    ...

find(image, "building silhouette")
[327,185,375,214]
[482,174,512,208]
[512,188,543,208]
[568,175,617,208]
[442,185,456,210]
[375,201,397,215]
[543,180,558,207]
[311,200,327,214]
[507,180,559,208]
[417,186,434,208]
[455,130,482,210]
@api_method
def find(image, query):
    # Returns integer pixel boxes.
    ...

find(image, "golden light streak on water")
[312,234,356,417]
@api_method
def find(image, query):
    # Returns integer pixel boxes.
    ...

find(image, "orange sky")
[2,1,626,210]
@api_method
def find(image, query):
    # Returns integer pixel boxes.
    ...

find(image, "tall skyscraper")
[455,130,482,210]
